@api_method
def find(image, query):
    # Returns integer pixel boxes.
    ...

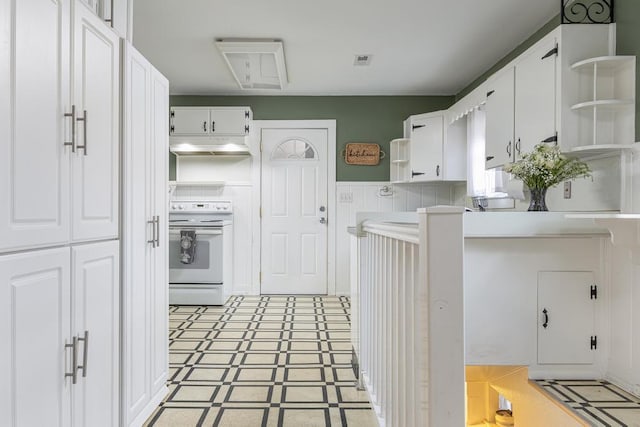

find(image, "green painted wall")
[170,96,453,181]
[616,0,640,141]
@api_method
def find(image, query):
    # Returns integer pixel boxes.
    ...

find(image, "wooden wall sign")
[343,143,385,165]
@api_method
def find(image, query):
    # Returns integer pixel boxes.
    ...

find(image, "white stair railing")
[355,207,465,427]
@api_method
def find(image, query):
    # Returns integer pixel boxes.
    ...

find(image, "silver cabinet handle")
[506,141,512,157]
[76,110,88,155]
[155,216,160,247]
[147,217,157,247]
[64,105,76,152]
[515,138,521,156]
[77,331,89,378]
[65,336,78,384]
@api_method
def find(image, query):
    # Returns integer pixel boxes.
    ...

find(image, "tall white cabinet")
[121,43,170,427]
[0,1,121,426]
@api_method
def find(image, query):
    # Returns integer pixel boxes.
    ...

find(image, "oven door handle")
[169,229,223,236]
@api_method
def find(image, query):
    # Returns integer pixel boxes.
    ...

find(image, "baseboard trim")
[128,385,169,427]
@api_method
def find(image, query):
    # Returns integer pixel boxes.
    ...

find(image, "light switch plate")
[339,192,353,203]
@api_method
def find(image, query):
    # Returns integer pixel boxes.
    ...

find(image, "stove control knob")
[178,205,184,210]
[216,206,222,210]
[222,206,228,210]
[171,204,177,210]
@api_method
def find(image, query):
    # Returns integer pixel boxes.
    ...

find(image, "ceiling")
[132,0,558,96]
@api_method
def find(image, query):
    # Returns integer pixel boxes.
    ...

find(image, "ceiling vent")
[216,39,288,90]
[354,54,372,66]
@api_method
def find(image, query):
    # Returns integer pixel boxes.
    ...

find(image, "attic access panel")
[216,39,288,90]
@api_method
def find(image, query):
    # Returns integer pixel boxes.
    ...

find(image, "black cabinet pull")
[487,90,495,98]
[211,121,215,132]
[436,165,440,177]
[542,133,558,143]
[412,124,426,131]
[486,156,495,161]
[411,170,425,178]
[541,44,558,60]
[203,121,207,132]
[515,138,521,155]
[506,141,512,157]
[542,308,549,329]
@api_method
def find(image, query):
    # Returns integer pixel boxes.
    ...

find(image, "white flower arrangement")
[504,143,591,190]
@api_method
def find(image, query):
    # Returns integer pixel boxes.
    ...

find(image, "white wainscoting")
[171,183,255,295]
[335,182,458,295]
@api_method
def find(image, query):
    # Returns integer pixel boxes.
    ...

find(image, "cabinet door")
[0,247,71,427]
[122,44,155,424]
[538,271,595,365]
[410,115,443,181]
[485,67,515,169]
[210,107,250,136]
[71,241,119,427]
[150,68,169,396]
[515,38,557,158]
[71,1,120,242]
[170,107,210,135]
[0,0,71,251]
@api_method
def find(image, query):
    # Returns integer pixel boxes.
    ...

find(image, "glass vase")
[528,187,548,212]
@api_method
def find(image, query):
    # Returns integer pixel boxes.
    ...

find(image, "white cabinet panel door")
[515,38,557,158]
[0,0,70,251]
[170,107,210,135]
[71,2,119,242]
[0,247,71,427]
[71,241,119,427]
[150,67,169,396]
[538,271,595,365]
[485,67,515,169]
[261,128,328,294]
[210,108,249,136]
[409,115,443,181]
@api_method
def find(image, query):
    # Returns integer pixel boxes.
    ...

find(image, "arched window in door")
[270,138,317,160]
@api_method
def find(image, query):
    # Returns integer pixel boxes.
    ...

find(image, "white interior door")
[261,128,328,294]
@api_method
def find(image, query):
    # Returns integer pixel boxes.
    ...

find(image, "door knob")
[320,217,326,224]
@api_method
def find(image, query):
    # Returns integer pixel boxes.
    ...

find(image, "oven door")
[169,228,223,284]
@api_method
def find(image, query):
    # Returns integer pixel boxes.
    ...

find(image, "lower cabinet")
[537,271,596,365]
[0,241,119,427]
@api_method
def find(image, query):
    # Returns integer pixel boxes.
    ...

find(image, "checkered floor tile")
[535,379,640,426]
[145,295,378,427]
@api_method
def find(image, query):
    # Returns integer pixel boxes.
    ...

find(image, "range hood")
[169,137,251,156]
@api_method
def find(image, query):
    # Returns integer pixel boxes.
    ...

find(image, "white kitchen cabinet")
[71,241,120,427]
[0,242,119,427]
[538,271,596,365]
[0,0,71,251]
[122,43,169,427]
[402,111,466,182]
[389,138,410,183]
[485,67,515,169]
[0,247,71,427]
[484,24,611,168]
[71,3,120,242]
[0,0,120,252]
[170,106,252,137]
[80,0,130,40]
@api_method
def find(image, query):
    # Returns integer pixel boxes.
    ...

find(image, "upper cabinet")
[393,111,465,183]
[0,0,119,252]
[170,107,253,137]
[79,0,130,39]
[485,24,616,169]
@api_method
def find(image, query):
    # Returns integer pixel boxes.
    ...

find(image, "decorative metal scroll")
[561,0,614,24]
